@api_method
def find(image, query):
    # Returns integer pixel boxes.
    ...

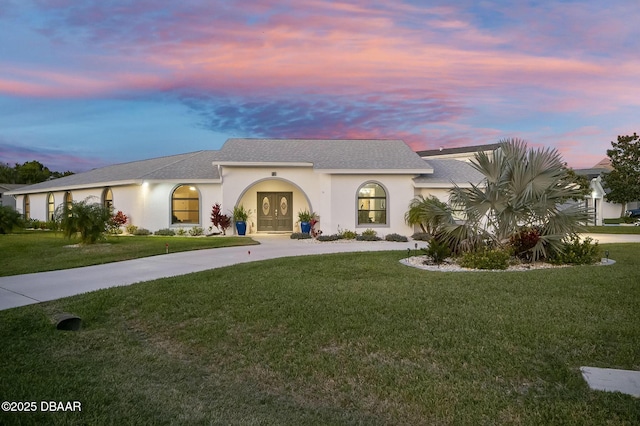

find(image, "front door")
[257,192,293,232]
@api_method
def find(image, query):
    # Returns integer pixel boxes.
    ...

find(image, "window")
[24,195,30,220]
[357,182,387,225]
[171,185,200,224]
[102,188,113,211]
[47,193,55,221]
[65,191,73,210]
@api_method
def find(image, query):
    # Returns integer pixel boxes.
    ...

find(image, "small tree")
[0,205,22,234]
[602,133,640,216]
[107,210,128,234]
[404,195,453,235]
[55,197,112,244]
[210,203,231,235]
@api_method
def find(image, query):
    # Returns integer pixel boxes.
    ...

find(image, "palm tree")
[408,139,589,260]
[404,195,454,235]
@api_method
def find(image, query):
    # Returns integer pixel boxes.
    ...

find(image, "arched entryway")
[235,178,312,233]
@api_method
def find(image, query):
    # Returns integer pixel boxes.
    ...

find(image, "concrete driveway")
[0,236,410,311]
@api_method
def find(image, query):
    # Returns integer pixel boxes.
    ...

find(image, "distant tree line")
[0,161,74,184]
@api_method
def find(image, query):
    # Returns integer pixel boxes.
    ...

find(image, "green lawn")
[0,231,258,276]
[1,244,639,425]
[585,226,640,234]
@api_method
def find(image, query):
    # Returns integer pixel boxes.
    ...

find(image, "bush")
[210,203,232,235]
[176,227,187,236]
[459,248,510,270]
[411,232,431,241]
[603,218,623,225]
[356,228,381,241]
[0,206,22,234]
[189,226,204,236]
[509,227,541,262]
[317,234,340,242]
[54,198,112,244]
[155,228,176,236]
[125,224,138,235]
[422,238,451,265]
[356,234,382,241]
[385,233,408,242]
[622,216,638,224]
[549,236,600,265]
[338,229,357,240]
[361,228,377,237]
[133,228,151,236]
[290,232,312,240]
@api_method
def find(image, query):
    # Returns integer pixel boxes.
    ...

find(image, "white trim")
[315,168,432,175]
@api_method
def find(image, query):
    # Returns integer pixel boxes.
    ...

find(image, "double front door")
[257,192,293,232]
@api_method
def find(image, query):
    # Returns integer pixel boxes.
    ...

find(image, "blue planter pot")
[235,221,247,236]
[300,221,311,234]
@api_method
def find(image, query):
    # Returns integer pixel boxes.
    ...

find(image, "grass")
[1,243,639,424]
[0,231,258,276]
[585,225,640,234]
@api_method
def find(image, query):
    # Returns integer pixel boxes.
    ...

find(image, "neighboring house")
[576,159,639,225]
[417,143,502,162]
[0,184,26,210]
[7,139,485,236]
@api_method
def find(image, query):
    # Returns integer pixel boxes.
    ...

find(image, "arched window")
[102,188,113,211]
[64,191,73,211]
[357,182,387,225]
[23,195,30,220]
[47,193,55,221]
[171,185,200,224]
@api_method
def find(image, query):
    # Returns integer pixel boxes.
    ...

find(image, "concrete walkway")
[0,236,409,311]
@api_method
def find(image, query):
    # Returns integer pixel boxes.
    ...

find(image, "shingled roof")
[212,139,433,173]
[9,139,461,195]
[413,159,485,188]
[10,151,221,194]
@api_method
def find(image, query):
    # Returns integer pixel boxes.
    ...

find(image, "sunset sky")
[1,0,638,172]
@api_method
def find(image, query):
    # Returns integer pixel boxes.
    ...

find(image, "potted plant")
[233,205,250,236]
[298,209,316,234]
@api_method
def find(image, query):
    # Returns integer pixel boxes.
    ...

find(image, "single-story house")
[575,158,639,224]
[7,138,487,236]
[0,184,26,210]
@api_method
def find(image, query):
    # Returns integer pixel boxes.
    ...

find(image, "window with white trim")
[357,182,387,225]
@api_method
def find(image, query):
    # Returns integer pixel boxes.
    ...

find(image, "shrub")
[422,238,451,265]
[411,232,431,241]
[459,248,510,270]
[0,205,22,234]
[356,229,381,241]
[54,198,112,244]
[356,234,382,241]
[210,203,232,235]
[603,218,623,225]
[290,232,312,240]
[176,227,187,236]
[549,236,600,265]
[125,224,138,235]
[361,228,377,237]
[133,228,151,236]
[338,228,357,239]
[155,228,176,236]
[189,226,204,236]
[385,233,408,242]
[622,216,638,224]
[45,220,59,231]
[509,227,541,262]
[317,234,340,242]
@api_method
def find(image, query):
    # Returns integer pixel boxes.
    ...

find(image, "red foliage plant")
[211,203,232,235]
